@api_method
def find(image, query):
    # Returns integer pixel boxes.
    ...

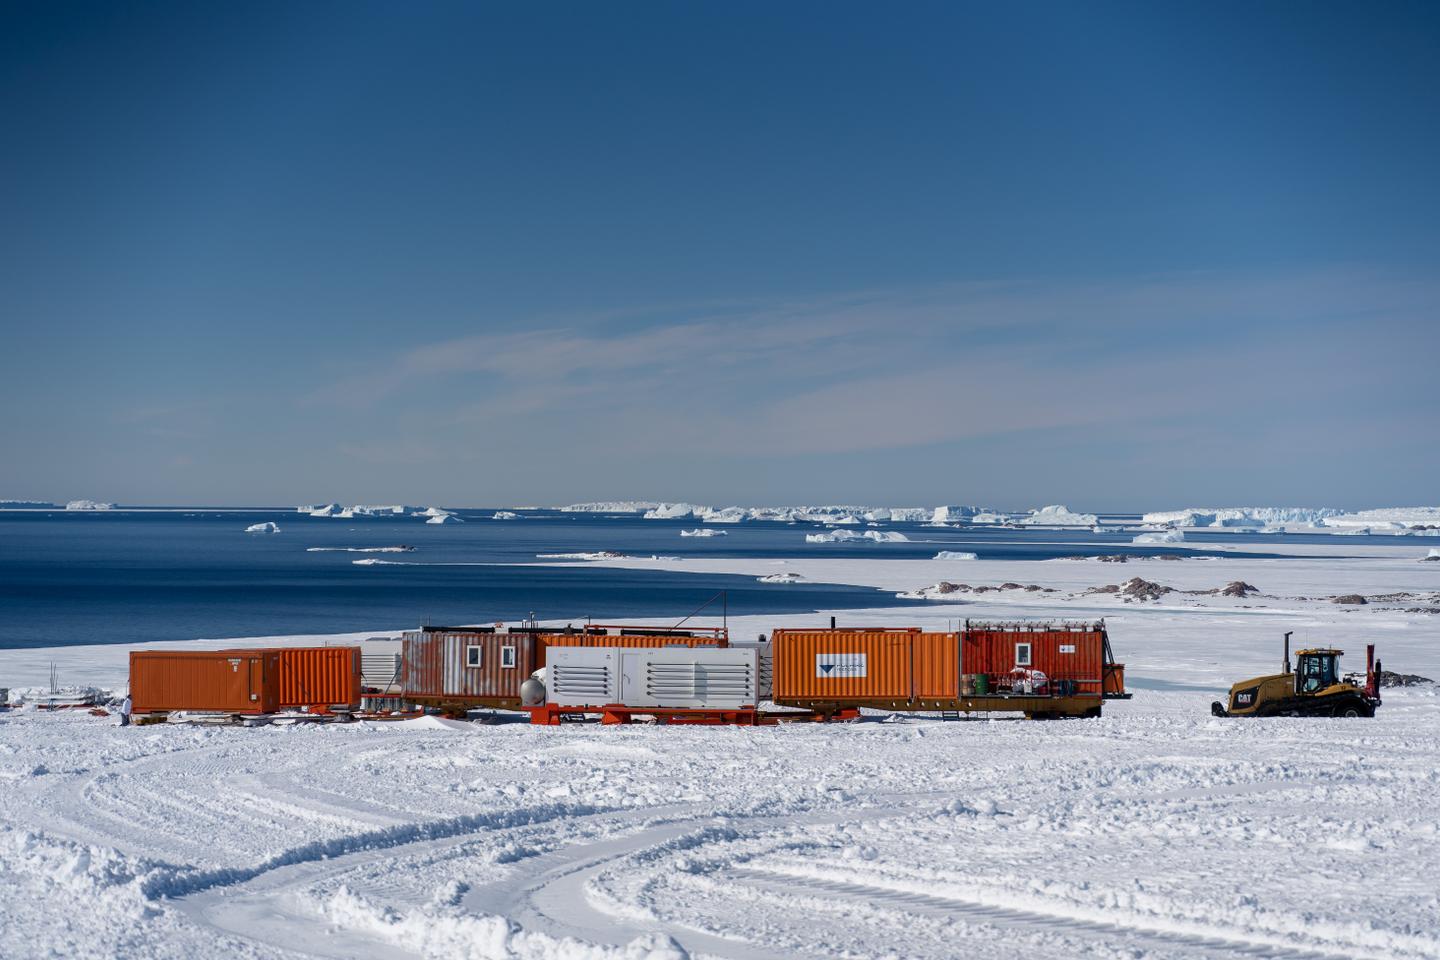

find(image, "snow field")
[3,691,1439,959]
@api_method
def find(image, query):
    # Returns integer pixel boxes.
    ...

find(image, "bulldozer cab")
[1296,649,1340,695]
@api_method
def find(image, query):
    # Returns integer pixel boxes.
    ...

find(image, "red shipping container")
[130,650,280,714]
[961,623,1108,695]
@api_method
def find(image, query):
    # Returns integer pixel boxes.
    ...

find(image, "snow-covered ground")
[2,549,1438,959]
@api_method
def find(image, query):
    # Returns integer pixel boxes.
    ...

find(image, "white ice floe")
[244,522,280,534]
[806,530,910,544]
[491,511,521,520]
[679,528,726,537]
[1019,504,1098,526]
[1425,548,1440,560]
[306,546,414,553]
[64,500,114,511]
[535,551,626,560]
[1133,530,1186,544]
[757,572,804,583]
[934,551,978,560]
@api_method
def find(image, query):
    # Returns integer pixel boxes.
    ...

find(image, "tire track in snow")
[728,866,1368,960]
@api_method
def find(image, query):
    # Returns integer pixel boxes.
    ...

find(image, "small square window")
[501,645,517,669]
[466,645,482,668]
[1015,642,1032,666]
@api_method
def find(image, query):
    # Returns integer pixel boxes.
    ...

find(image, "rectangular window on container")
[501,646,517,669]
[1015,642,1032,666]
[466,645,482,668]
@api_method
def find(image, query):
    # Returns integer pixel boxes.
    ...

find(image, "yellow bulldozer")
[1211,632,1382,718]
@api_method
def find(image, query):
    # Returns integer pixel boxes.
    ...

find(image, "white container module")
[544,646,761,710]
[547,648,619,707]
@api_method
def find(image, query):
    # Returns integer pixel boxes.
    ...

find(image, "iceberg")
[1019,505,1098,526]
[1133,530,1185,544]
[967,512,1010,525]
[934,551,978,560]
[757,572,804,584]
[931,505,984,523]
[643,502,704,519]
[244,521,281,534]
[679,528,726,537]
[0,500,55,509]
[1143,507,1341,528]
[535,551,626,560]
[65,500,114,511]
[700,507,747,524]
[492,511,521,520]
[806,530,860,543]
[425,513,463,524]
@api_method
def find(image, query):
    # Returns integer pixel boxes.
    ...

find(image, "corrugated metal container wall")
[914,633,960,698]
[536,633,726,668]
[130,650,280,714]
[771,630,915,701]
[962,628,1106,694]
[275,646,361,709]
[401,631,536,701]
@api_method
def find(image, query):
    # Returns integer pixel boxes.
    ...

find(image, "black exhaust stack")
[1283,631,1292,674]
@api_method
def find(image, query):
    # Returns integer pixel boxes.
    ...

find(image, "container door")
[247,657,263,706]
[620,652,651,706]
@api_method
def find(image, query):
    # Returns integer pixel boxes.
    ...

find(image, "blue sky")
[2,2,1436,509]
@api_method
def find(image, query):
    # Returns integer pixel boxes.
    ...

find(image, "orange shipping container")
[130,650,280,714]
[536,632,726,668]
[274,646,362,709]
[772,629,962,702]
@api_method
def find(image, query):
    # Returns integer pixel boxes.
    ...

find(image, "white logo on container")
[816,653,867,678]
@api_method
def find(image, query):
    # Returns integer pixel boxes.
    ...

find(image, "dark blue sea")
[0,508,1334,648]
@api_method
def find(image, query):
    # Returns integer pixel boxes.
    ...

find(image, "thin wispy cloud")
[304,269,1437,468]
